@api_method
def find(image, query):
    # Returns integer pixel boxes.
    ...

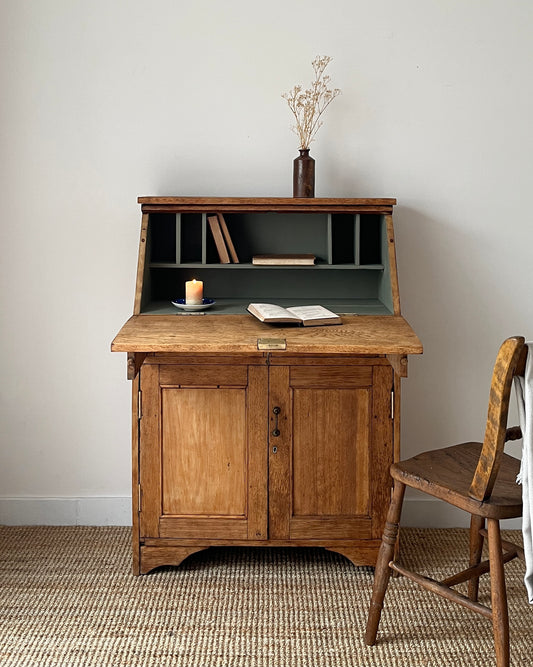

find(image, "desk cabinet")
[112,197,422,574]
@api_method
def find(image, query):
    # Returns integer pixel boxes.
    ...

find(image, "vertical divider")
[327,214,333,264]
[201,213,207,264]
[354,214,361,267]
[175,213,181,264]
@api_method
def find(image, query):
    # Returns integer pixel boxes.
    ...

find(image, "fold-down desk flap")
[111,315,423,357]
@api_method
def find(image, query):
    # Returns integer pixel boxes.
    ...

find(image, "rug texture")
[0,527,531,666]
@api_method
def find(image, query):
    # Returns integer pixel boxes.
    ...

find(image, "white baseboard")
[0,496,522,530]
[0,496,132,526]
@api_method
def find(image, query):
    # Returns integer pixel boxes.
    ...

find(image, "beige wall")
[1,0,532,526]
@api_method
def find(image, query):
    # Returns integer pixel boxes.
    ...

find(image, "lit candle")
[185,279,203,305]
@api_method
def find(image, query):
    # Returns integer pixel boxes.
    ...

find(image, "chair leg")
[468,514,485,601]
[487,518,510,667]
[365,481,406,646]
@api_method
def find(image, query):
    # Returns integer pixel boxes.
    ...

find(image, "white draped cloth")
[514,342,533,603]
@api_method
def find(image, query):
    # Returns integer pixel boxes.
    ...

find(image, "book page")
[248,303,300,320]
[286,305,339,321]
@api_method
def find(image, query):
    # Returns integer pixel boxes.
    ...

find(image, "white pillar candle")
[185,279,203,305]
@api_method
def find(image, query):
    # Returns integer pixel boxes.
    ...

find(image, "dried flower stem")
[282,56,341,150]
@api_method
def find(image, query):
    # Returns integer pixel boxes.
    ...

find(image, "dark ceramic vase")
[293,149,315,197]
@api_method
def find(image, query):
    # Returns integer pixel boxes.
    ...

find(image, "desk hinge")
[391,388,395,420]
[138,390,142,420]
[138,484,142,513]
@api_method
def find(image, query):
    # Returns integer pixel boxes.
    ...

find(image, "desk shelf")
[136,198,399,316]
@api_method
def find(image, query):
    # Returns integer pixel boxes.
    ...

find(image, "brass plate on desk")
[257,338,287,351]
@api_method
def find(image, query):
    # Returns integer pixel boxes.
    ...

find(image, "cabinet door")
[268,363,393,541]
[139,362,268,541]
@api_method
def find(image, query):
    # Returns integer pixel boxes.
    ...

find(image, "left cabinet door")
[138,361,269,541]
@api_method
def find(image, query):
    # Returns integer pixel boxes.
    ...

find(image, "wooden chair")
[365,336,528,667]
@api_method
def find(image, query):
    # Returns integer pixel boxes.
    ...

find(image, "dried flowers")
[282,55,341,150]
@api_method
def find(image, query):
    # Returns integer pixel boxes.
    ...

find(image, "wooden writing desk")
[112,197,422,574]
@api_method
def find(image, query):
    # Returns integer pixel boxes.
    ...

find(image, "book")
[252,254,316,265]
[247,303,341,327]
[217,213,239,263]
[208,215,230,263]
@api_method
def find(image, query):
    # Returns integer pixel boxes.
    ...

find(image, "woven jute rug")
[0,527,531,666]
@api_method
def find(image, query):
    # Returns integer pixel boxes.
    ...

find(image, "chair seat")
[391,442,522,519]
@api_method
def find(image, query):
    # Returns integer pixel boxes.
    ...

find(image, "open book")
[247,303,341,327]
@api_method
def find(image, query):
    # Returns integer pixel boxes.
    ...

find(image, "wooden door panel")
[162,388,247,516]
[292,387,371,516]
[159,517,248,539]
[139,361,268,541]
[160,365,248,387]
[290,365,372,388]
[290,517,372,540]
[269,362,392,543]
[139,364,162,538]
[268,366,291,540]
[370,365,394,537]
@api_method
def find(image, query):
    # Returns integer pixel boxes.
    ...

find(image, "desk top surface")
[112,314,422,356]
[138,197,396,213]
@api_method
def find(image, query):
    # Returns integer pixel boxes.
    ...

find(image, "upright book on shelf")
[217,213,239,263]
[207,216,231,263]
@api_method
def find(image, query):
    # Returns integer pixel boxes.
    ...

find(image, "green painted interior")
[142,210,395,315]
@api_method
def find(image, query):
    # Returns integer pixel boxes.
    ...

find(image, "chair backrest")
[469,336,527,502]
